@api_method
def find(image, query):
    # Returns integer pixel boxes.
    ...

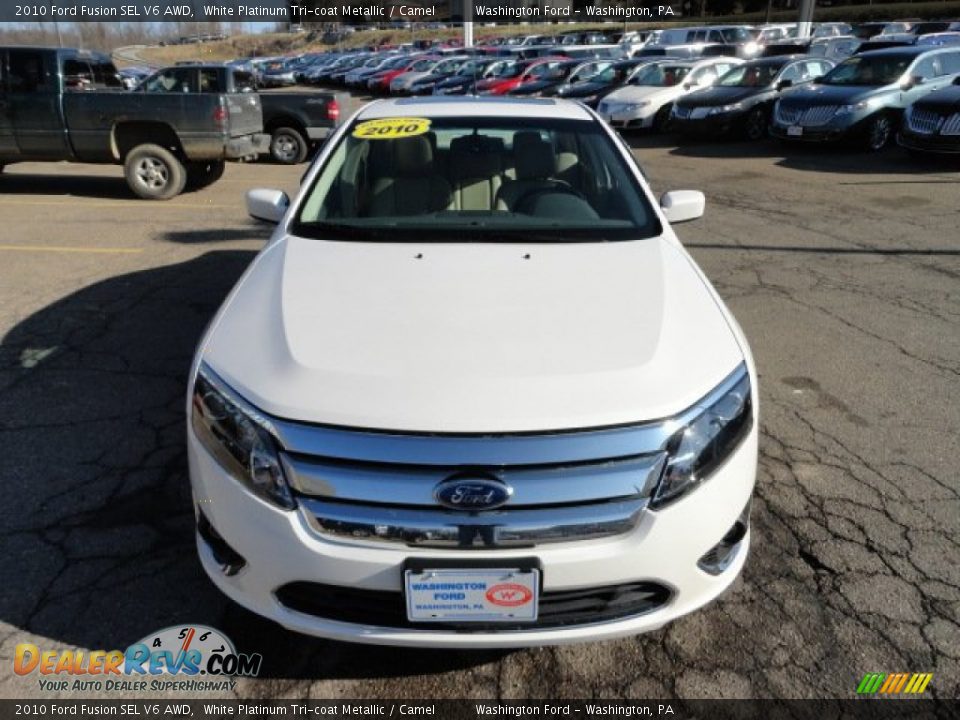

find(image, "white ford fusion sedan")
[188,97,758,647]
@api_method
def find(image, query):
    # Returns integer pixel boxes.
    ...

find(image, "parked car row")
[593,44,960,156]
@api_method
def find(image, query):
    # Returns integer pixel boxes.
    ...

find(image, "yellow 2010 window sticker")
[352,117,432,140]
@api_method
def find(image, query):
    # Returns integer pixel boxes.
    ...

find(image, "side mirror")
[660,190,705,224]
[683,79,699,89]
[776,78,793,91]
[901,75,924,90]
[811,75,824,83]
[246,188,289,224]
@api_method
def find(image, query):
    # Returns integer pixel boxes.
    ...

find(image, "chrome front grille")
[799,105,838,127]
[907,108,943,135]
[775,104,800,125]
[942,112,960,136]
[284,452,665,548]
[255,364,749,550]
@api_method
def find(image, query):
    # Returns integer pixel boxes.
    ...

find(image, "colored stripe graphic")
[857,672,932,694]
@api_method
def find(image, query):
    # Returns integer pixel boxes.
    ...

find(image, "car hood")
[677,85,768,107]
[558,80,610,96]
[201,236,744,433]
[604,85,678,103]
[780,82,888,106]
[913,83,960,111]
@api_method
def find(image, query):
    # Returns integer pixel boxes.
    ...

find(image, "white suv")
[188,98,758,647]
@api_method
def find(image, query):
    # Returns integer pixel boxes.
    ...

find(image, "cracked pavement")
[0,108,957,700]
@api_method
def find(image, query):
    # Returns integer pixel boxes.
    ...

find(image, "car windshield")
[719,28,754,43]
[294,117,660,243]
[487,61,522,77]
[821,54,912,85]
[716,63,781,87]
[630,64,691,86]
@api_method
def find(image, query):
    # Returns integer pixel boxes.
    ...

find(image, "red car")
[368,55,436,94]
[477,57,566,95]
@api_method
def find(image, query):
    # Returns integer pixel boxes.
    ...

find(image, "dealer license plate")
[787,125,803,137]
[405,568,539,623]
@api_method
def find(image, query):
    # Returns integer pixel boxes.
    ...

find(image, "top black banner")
[3,0,681,23]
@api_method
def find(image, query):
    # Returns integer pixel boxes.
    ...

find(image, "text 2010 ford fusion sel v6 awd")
[187,97,758,647]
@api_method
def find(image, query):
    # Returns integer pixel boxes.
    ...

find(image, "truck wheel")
[270,127,308,164]
[125,144,187,200]
[186,160,226,190]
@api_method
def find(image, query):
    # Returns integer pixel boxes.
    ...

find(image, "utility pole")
[463,0,474,47]
[797,0,815,38]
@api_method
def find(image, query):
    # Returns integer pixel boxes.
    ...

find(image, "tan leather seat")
[496,132,561,212]
[367,136,452,217]
[448,135,506,211]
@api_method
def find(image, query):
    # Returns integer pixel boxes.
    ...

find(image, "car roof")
[355,97,594,121]
[856,45,942,57]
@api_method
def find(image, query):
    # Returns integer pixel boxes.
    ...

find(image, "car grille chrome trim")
[775,104,800,125]
[282,452,666,507]
[799,105,839,127]
[907,108,943,135]
[942,112,960,136]
[299,496,649,548]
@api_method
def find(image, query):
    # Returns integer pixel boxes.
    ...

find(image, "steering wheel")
[514,183,589,215]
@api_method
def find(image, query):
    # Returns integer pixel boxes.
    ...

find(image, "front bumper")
[188,421,757,648]
[672,111,743,137]
[897,129,960,154]
[598,106,657,129]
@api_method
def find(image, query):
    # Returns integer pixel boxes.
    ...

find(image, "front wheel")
[743,107,769,141]
[270,126,308,164]
[186,160,226,190]
[653,104,673,133]
[124,144,186,200]
[863,113,894,152]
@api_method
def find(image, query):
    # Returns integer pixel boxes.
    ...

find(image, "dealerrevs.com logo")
[14,625,262,693]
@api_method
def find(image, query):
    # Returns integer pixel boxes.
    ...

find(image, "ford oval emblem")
[434,476,513,512]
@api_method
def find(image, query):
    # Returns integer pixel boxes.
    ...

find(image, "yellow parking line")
[0,244,143,254]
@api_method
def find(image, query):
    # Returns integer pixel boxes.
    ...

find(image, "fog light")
[698,501,750,575]
[197,510,246,576]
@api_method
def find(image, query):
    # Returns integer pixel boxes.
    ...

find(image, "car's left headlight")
[835,101,870,115]
[710,102,743,115]
[652,366,753,509]
[191,364,295,510]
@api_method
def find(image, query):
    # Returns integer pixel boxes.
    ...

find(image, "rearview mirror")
[246,188,289,224]
[660,190,705,224]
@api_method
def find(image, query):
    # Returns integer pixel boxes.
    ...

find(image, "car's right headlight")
[652,366,753,509]
[191,364,295,510]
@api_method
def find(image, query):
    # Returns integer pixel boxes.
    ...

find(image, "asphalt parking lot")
[1,99,958,700]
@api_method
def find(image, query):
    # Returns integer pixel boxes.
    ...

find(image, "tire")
[653,104,673,133]
[186,160,226,190]
[270,126,308,164]
[743,107,768,141]
[124,144,187,200]
[862,113,894,152]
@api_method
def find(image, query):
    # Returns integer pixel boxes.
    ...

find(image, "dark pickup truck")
[136,64,340,164]
[0,47,269,199]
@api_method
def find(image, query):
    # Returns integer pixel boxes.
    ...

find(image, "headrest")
[393,136,434,175]
[449,135,504,179]
[512,132,555,180]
